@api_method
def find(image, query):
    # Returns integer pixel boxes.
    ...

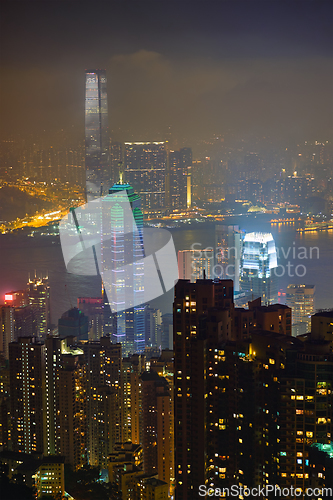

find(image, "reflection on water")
[0,218,332,323]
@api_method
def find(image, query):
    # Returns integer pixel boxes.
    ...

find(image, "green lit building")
[102,179,145,355]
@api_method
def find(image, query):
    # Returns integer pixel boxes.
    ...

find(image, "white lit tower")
[240,232,278,304]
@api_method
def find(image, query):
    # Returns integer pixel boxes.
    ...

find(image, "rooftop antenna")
[118,162,124,184]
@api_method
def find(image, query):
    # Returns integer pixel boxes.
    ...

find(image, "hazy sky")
[0,0,332,145]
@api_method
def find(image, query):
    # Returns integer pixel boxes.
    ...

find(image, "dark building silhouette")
[58,307,89,341]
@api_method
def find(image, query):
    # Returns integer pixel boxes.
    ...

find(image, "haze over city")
[0,1,333,500]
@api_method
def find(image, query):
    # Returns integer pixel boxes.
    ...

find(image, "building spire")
[118,162,124,184]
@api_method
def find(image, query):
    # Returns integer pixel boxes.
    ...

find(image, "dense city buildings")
[77,297,104,340]
[124,142,167,213]
[85,69,110,200]
[1,9,333,498]
[104,179,145,355]
[169,148,192,211]
[27,277,51,338]
[173,278,333,498]
[9,337,45,454]
[215,224,242,291]
[286,284,315,336]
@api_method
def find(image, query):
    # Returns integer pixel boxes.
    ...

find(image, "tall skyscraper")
[178,249,213,282]
[9,337,45,454]
[103,179,145,355]
[215,225,242,291]
[110,141,123,187]
[173,278,234,498]
[169,149,191,211]
[27,277,50,338]
[240,232,278,304]
[83,338,123,468]
[0,306,14,360]
[286,284,315,335]
[141,371,171,487]
[124,142,167,213]
[77,297,104,340]
[85,69,110,200]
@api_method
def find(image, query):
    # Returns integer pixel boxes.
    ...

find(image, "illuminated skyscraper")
[110,141,123,187]
[169,148,192,210]
[240,232,278,304]
[102,180,145,355]
[27,277,50,338]
[9,337,45,454]
[286,284,315,335]
[85,69,110,200]
[173,278,234,498]
[124,142,167,213]
[141,371,172,488]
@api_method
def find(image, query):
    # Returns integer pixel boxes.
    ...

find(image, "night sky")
[0,0,332,145]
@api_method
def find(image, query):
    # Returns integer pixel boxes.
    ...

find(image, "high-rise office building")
[85,69,110,200]
[103,179,145,355]
[240,232,278,304]
[215,225,242,291]
[122,354,145,445]
[27,277,50,338]
[57,352,88,469]
[178,249,213,282]
[124,142,167,213]
[141,371,171,488]
[77,297,104,340]
[286,284,315,335]
[9,337,45,454]
[0,306,15,360]
[4,290,28,307]
[173,278,234,498]
[83,338,123,468]
[169,148,192,211]
[150,350,175,492]
[144,306,162,347]
[110,141,123,187]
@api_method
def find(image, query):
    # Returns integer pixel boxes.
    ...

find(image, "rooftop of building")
[312,310,333,318]
[142,477,168,487]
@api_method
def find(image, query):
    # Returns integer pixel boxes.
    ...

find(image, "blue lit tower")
[102,176,145,355]
[240,232,278,304]
[85,69,110,200]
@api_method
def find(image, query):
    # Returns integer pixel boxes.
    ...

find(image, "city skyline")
[0,1,332,499]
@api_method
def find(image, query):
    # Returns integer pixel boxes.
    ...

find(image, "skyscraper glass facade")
[102,181,145,355]
[85,69,110,200]
[241,232,278,304]
[124,142,166,213]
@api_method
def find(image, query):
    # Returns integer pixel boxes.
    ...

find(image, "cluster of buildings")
[178,226,279,306]
[0,277,332,499]
[173,279,333,498]
[0,68,331,500]
[0,332,174,498]
[178,225,316,339]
